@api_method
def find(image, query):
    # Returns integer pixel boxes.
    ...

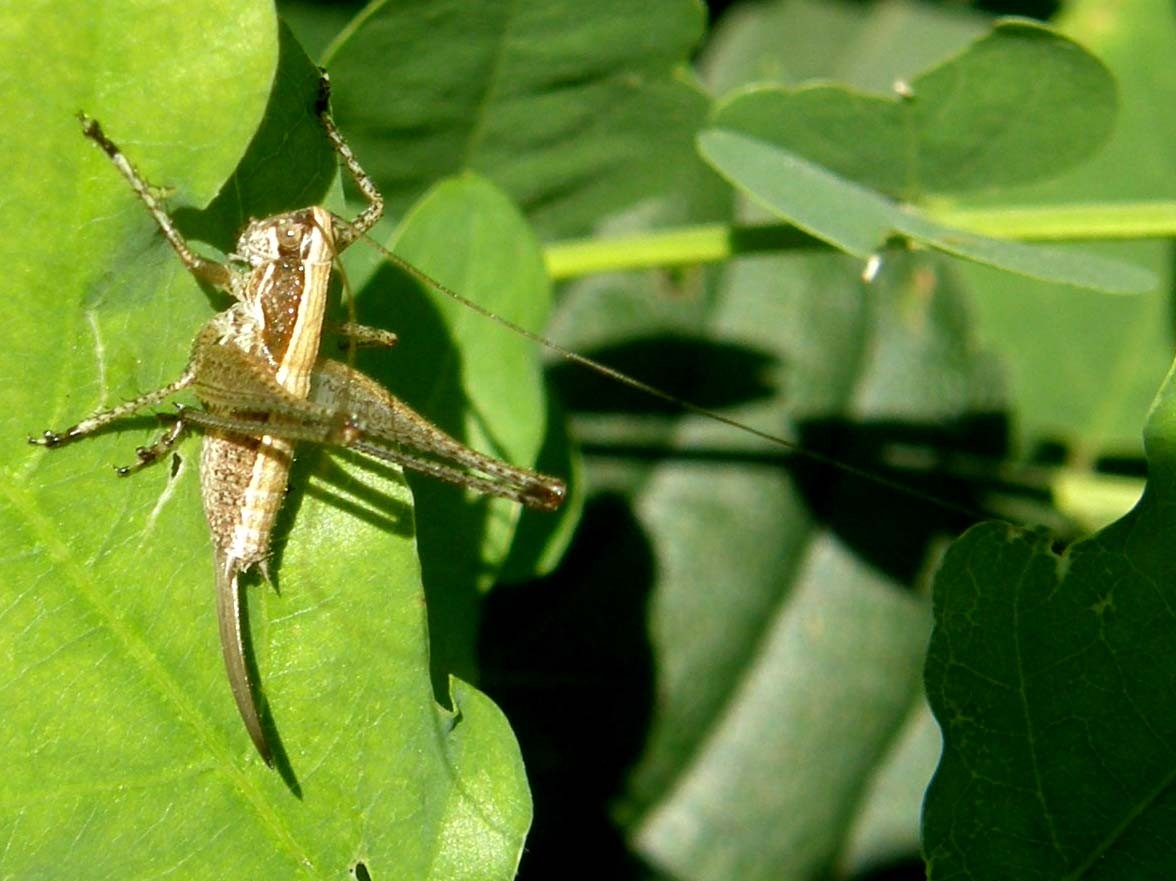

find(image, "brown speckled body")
[191,208,335,763]
[199,207,334,574]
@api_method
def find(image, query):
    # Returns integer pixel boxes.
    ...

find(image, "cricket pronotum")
[31,74,566,763]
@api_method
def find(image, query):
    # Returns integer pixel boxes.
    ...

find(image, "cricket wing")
[215,550,272,765]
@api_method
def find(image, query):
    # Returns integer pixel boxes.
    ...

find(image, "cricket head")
[233,206,336,269]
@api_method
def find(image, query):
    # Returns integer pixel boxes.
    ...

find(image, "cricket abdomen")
[200,430,294,572]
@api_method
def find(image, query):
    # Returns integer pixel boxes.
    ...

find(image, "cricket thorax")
[232,207,336,378]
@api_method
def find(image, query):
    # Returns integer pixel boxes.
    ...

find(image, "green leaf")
[1,5,533,879]
[699,128,898,253]
[178,20,340,251]
[376,175,558,572]
[955,1,1176,460]
[710,19,1117,199]
[698,0,991,98]
[923,351,1176,878]
[697,129,1154,293]
[695,19,1154,294]
[319,0,710,234]
[13,2,1174,880]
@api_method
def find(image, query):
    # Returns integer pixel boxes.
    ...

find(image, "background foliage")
[2,1,1173,880]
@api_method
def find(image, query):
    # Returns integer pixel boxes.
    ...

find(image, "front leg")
[29,370,195,449]
[78,115,235,292]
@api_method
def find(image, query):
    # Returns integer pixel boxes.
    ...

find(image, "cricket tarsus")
[117,416,188,476]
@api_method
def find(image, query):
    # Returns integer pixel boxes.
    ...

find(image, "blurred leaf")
[957,0,1176,459]
[537,232,1008,881]
[700,0,992,96]
[1,6,532,879]
[277,0,366,60]
[960,248,1169,461]
[697,19,1154,294]
[840,701,944,876]
[923,351,1176,879]
[617,252,1003,881]
[711,19,1117,199]
[320,0,710,234]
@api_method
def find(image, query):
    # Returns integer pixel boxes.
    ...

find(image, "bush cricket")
[31,74,966,767]
[30,74,566,764]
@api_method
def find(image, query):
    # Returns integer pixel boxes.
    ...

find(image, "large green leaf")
[923,351,1176,879]
[317,0,710,235]
[1,5,536,879]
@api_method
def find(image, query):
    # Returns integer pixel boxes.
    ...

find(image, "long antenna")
[345,222,992,523]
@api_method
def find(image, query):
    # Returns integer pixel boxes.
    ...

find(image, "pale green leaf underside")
[698,129,1153,293]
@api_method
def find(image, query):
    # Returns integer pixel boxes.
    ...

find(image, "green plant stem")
[544,222,821,279]
[928,201,1176,241]
[543,200,1176,280]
